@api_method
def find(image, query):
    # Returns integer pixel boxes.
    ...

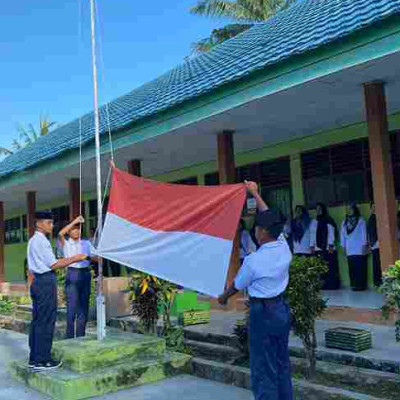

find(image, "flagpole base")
[96,294,106,341]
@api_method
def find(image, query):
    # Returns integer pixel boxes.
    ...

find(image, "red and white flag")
[96,168,246,297]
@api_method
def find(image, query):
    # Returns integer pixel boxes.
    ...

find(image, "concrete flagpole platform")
[9,331,191,400]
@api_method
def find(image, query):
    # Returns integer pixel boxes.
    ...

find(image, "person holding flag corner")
[218,181,293,400]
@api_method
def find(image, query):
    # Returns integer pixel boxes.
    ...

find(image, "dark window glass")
[259,158,290,187]
[173,177,198,185]
[205,172,219,186]
[4,217,21,244]
[302,148,330,179]
[302,139,371,206]
[304,177,335,206]
[236,164,260,183]
[89,200,97,217]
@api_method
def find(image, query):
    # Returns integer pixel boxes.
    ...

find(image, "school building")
[0,0,400,311]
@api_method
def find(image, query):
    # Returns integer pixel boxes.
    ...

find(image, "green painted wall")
[4,114,400,284]
[5,243,27,282]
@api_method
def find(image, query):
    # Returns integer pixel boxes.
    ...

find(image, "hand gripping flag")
[96,168,247,297]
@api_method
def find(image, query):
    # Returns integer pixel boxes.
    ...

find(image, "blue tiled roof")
[1,0,400,179]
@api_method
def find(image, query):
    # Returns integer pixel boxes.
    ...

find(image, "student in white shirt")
[287,205,312,256]
[310,203,340,290]
[28,211,86,371]
[341,203,368,291]
[218,181,293,400]
[59,216,96,339]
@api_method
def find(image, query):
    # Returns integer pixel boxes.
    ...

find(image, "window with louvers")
[204,158,291,215]
[51,205,70,236]
[302,139,371,206]
[5,217,22,244]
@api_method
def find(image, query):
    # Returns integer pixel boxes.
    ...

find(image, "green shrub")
[0,298,16,315]
[287,255,328,378]
[380,261,400,341]
[233,307,249,358]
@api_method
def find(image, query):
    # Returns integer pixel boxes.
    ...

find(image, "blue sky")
[0,0,226,149]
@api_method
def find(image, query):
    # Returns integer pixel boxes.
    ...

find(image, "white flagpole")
[89,0,106,340]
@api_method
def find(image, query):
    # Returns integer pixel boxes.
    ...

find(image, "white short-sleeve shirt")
[341,218,367,256]
[63,238,92,269]
[235,236,292,298]
[27,231,57,274]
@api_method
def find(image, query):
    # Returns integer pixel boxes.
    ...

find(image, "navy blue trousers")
[65,268,91,339]
[249,296,293,400]
[29,271,57,363]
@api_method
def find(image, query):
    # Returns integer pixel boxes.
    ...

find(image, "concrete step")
[291,358,400,400]
[190,357,393,400]
[183,328,237,348]
[11,351,191,400]
[16,304,67,321]
[183,323,400,375]
[184,339,241,363]
[0,314,67,339]
[52,332,166,373]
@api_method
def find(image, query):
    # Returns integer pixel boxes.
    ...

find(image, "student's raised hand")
[74,215,85,225]
[244,180,258,196]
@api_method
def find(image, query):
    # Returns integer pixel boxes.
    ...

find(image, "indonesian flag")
[96,168,246,297]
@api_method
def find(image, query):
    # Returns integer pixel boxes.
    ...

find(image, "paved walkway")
[0,329,252,400]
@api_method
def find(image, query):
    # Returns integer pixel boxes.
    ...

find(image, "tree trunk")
[302,329,317,379]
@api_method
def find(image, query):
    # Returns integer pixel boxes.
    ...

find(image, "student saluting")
[28,211,87,372]
[59,215,97,339]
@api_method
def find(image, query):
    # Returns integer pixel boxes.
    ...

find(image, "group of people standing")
[286,202,391,291]
[240,201,392,292]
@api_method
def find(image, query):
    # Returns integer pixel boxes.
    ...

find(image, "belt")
[68,267,91,271]
[33,270,55,278]
[249,294,283,303]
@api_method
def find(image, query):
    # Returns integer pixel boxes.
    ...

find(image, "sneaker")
[28,360,35,369]
[32,360,63,372]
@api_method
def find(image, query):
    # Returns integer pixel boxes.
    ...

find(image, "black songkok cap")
[35,211,53,220]
[255,210,285,239]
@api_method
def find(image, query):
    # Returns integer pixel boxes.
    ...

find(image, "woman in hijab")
[286,205,312,256]
[310,203,340,289]
[341,203,368,291]
[367,202,382,287]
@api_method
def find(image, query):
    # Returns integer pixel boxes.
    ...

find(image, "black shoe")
[28,360,35,369]
[32,360,63,372]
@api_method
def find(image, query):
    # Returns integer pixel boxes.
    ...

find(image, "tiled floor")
[322,289,384,309]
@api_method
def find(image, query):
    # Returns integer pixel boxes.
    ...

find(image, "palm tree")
[0,116,57,157]
[190,0,296,53]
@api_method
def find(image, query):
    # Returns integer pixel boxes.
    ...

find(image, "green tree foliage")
[0,116,57,157]
[287,255,328,378]
[380,261,400,342]
[190,0,296,52]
